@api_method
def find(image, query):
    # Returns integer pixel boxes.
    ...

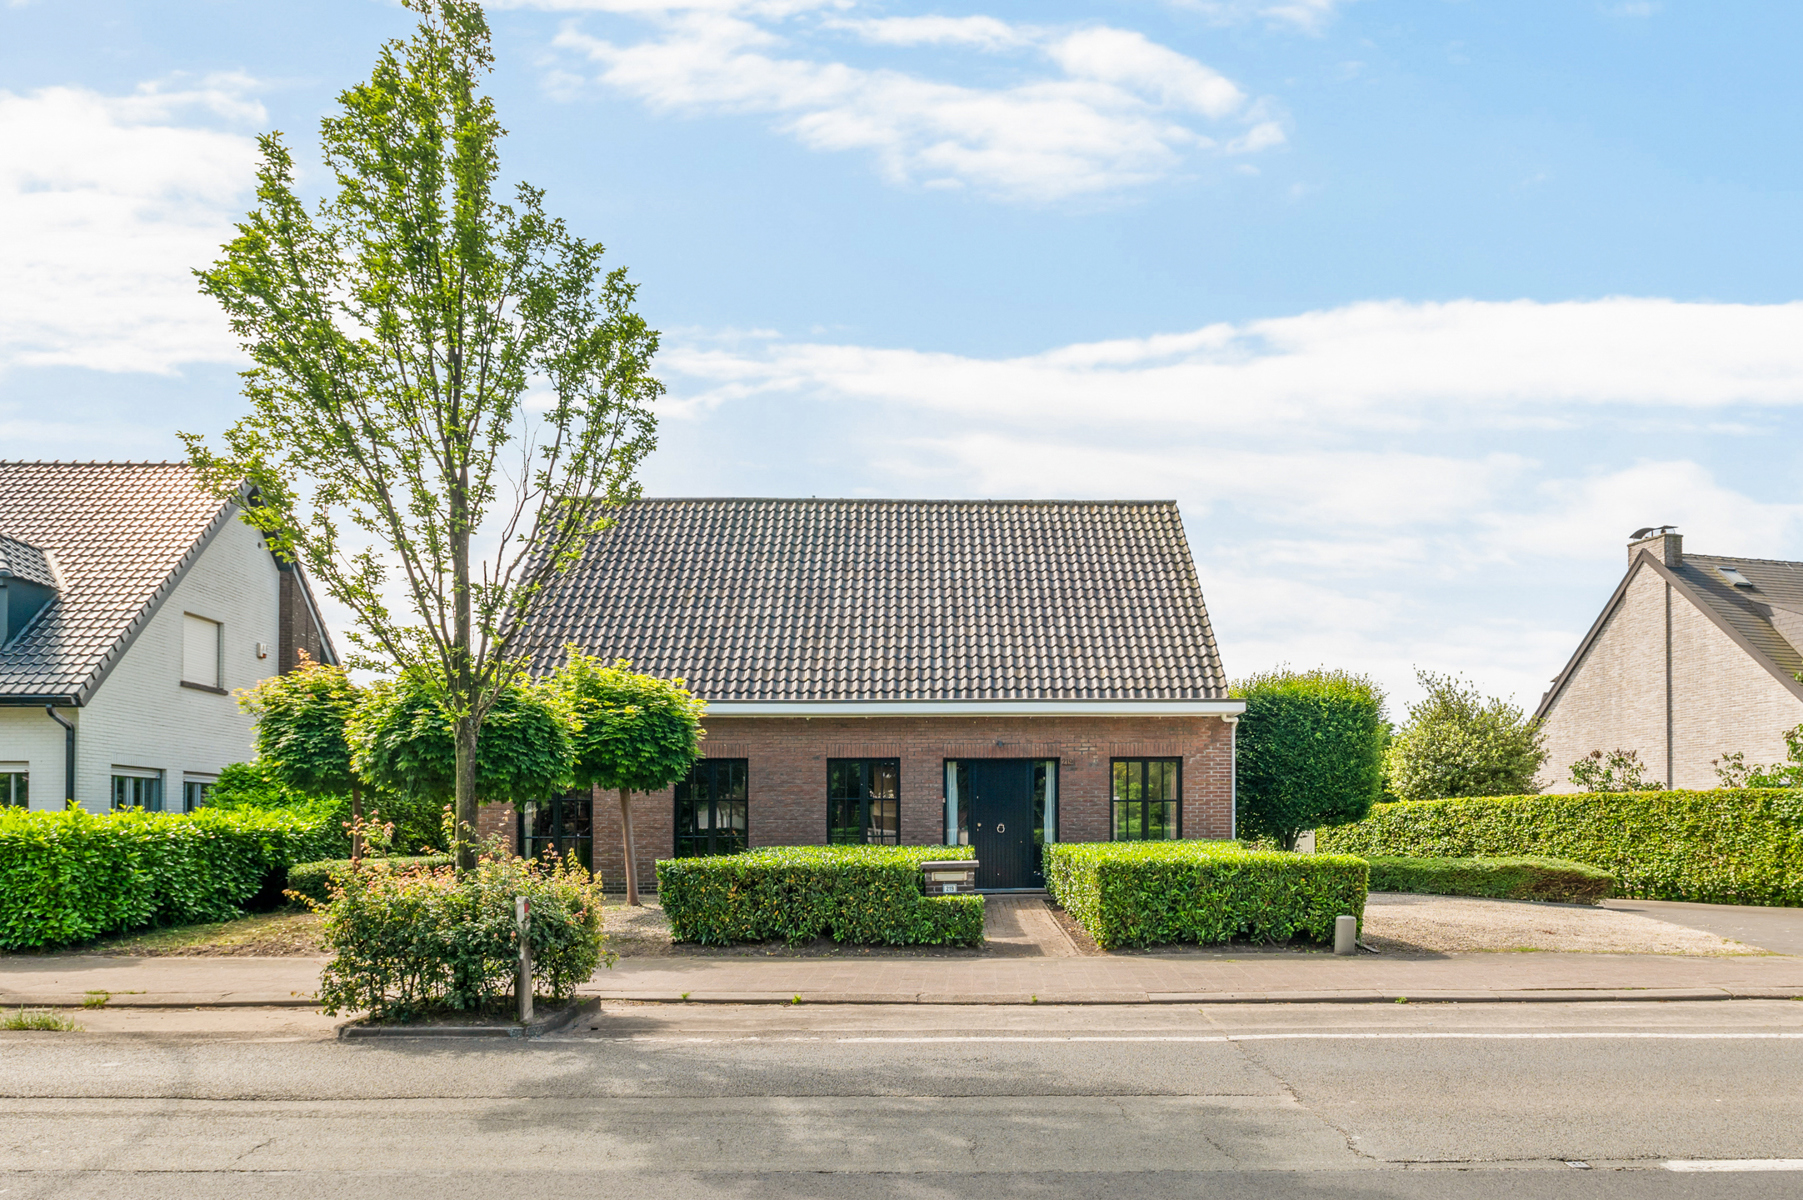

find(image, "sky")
[4,0,1803,717]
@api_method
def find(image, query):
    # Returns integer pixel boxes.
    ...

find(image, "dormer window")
[0,534,58,647]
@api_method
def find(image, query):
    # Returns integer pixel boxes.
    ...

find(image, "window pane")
[828,761,857,799]
[1147,761,1174,802]
[869,761,897,800]
[868,796,898,844]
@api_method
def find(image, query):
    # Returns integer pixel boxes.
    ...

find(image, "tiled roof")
[0,534,57,590]
[0,462,239,703]
[519,498,1228,702]
[1674,553,1803,677]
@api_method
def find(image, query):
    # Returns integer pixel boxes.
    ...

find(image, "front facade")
[0,462,335,812]
[507,498,1242,893]
[1535,528,1803,792]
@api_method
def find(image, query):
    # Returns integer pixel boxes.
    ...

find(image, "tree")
[1712,725,1803,788]
[1569,748,1664,793]
[350,671,573,822]
[1383,670,1547,801]
[239,656,368,858]
[183,0,660,870]
[1231,667,1386,851]
[550,651,704,906]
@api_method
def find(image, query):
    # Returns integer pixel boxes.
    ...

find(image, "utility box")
[921,860,979,894]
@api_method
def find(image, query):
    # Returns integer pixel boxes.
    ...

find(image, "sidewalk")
[6,950,1803,1008]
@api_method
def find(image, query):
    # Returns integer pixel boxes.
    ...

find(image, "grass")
[82,990,109,1009]
[3,1008,81,1032]
[54,910,324,957]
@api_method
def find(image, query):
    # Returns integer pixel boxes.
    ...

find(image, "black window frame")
[675,759,750,858]
[111,772,164,813]
[1110,757,1182,841]
[518,790,594,872]
[182,780,214,812]
[1,770,26,809]
[827,758,901,845]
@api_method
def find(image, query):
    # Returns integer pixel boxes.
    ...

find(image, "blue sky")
[4,0,1803,716]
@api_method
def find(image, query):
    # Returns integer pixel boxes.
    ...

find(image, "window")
[182,614,223,690]
[1112,758,1180,841]
[675,759,748,857]
[183,777,215,812]
[112,769,164,812]
[0,767,26,809]
[518,791,594,872]
[828,758,899,845]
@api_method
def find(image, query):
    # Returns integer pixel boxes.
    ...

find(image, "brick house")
[0,461,335,811]
[492,498,1244,894]
[1534,527,1803,792]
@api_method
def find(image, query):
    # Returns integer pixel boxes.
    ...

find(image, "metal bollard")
[1334,914,1357,956]
[516,895,533,1024]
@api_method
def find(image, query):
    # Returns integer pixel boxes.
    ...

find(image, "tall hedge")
[0,806,345,949]
[1044,841,1369,950]
[1233,668,1386,849]
[656,845,983,946]
[1316,789,1803,906]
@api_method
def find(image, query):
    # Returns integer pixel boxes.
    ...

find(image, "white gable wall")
[68,512,282,812]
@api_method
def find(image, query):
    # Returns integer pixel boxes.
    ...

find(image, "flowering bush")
[314,851,610,1021]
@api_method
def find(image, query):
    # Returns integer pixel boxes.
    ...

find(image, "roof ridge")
[573,496,1180,506]
[0,460,191,467]
[1685,552,1803,569]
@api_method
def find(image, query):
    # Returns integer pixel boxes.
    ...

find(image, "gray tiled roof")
[1675,553,1803,677]
[519,498,1228,702]
[0,534,57,590]
[0,462,239,703]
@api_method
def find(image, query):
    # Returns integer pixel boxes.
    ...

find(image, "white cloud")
[1172,0,1355,35]
[545,7,1275,199]
[0,78,262,374]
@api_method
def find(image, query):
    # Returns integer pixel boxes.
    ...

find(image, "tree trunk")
[618,787,640,907]
[454,715,479,873]
[350,781,363,864]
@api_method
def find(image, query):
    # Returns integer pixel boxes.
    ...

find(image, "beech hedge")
[655,845,984,947]
[0,805,345,949]
[1365,855,1614,904]
[1044,841,1369,950]
[1316,789,1803,906]
[286,855,454,905]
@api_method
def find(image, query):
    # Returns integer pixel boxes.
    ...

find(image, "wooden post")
[619,787,640,907]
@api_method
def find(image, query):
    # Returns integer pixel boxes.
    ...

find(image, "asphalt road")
[1601,898,1803,955]
[4,1000,1803,1199]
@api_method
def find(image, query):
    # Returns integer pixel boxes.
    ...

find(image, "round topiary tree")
[1231,667,1386,851]
[239,655,368,858]
[550,650,704,906]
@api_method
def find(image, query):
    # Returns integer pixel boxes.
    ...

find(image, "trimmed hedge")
[287,855,455,905]
[1365,855,1614,904]
[1044,841,1369,950]
[1317,790,1803,906]
[655,845,984,946]
[0,806,345,949]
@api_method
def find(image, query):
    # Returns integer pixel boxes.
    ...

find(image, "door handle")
[995,823,1006,834]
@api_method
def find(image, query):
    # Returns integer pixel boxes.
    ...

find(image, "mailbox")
[920,860,979,894]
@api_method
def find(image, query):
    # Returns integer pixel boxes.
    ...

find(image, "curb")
[579,987,1803,1006]
[338,997,599,1039]
[0,993,318,1009]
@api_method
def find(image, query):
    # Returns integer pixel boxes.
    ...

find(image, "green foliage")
[1714,724,1803,788]
[1364,855,1614,904]
[1384,670,1546,801]
[2,1009,80,1032]
[239,657,362,798]
[315,853,611,1022]
[551,650,705,794]
[1569,748,1665,792]
[0,807,345,949]
[351,671,572,805]
[1231,667,1387,849]
[1044,841,1370,951]
[206,760,311,810]
[286,855,455,905]
[206,760,446,856]
[1316,790,1803,906]
[655,846,983,947]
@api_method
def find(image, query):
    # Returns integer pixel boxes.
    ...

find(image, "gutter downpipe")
[44,705,74,807]
[1224,714,1239,842]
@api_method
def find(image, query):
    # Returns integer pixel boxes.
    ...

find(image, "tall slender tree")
[183,0,659,870]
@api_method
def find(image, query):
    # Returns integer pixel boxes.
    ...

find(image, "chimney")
[1628,526,1682,567]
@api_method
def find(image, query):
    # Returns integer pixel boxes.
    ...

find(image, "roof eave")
[701,698,1246,717]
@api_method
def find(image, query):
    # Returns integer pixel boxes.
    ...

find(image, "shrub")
[1569,749,1664,793]
[1383,670,1546,801]
[1044,841,1369,950]
[1232,668,1386,849]
[1365,855,1613,904]
[1316,790,1803,906]
[286,855,455,905]
[0,806,344,949]
[655,845,983,947]
[315,853,609,1022]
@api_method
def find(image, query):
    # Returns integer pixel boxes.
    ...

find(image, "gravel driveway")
[1362,892,1765,956]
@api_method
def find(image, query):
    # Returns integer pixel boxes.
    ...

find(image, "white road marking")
[1664,1160,1803,1172]
[613,1032,1803,1044]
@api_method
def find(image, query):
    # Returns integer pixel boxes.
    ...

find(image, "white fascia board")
[701,699,1247,718]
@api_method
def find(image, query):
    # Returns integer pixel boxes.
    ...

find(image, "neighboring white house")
[1535,527,1803,792]
[0,461,334,812]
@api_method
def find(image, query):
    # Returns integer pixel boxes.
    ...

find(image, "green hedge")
[0,806,345,949]
[1317,790,1803,906]
[1044,841,1369,950]
[287,855,455,905]
[655,845,984,947]
[1366,855,1614,904]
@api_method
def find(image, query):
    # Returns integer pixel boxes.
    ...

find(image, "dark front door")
[967,759,1034,890]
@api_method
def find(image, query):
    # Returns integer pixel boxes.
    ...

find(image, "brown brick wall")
[277,566,328,673]
[476,801,517,855]
[590,714,1236,895]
